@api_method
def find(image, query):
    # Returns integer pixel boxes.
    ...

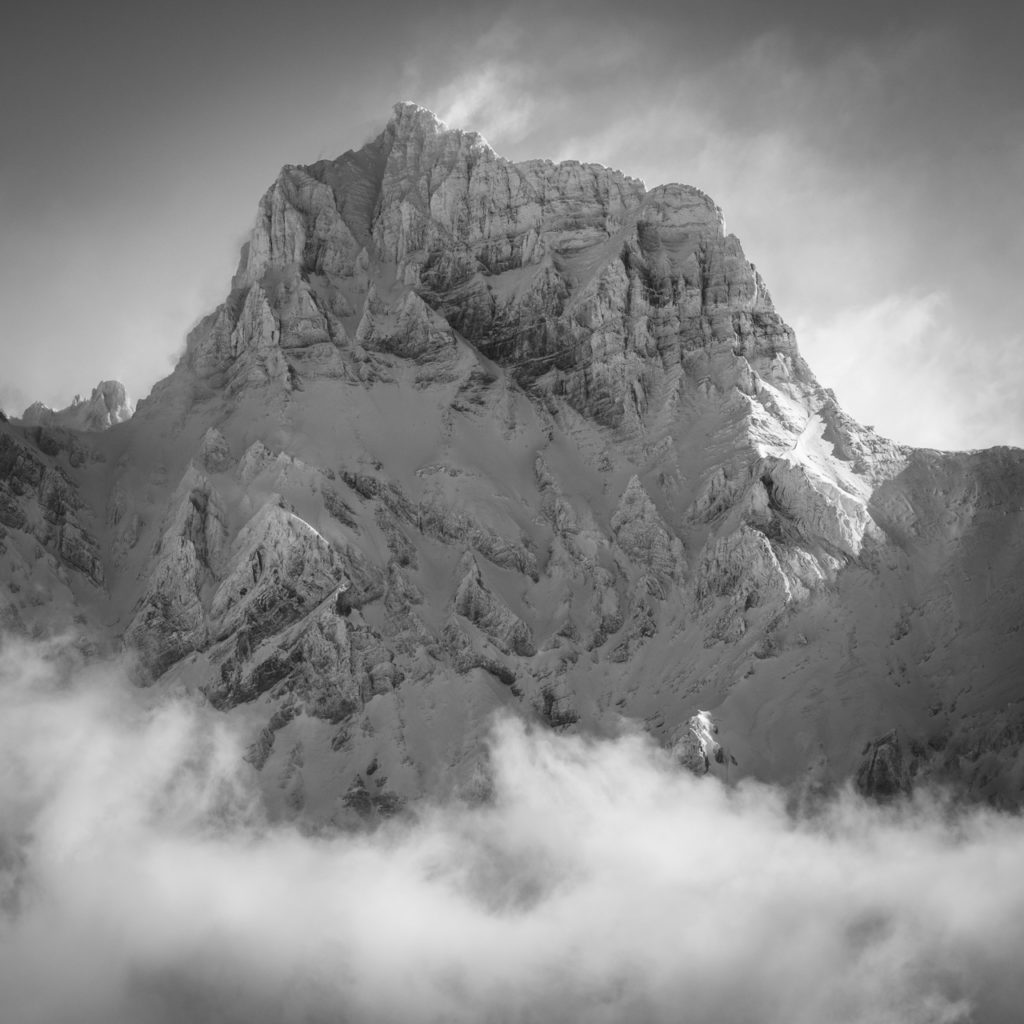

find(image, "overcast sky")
[1,0,1021,450]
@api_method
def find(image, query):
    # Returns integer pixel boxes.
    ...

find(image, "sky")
[1,0,1021,450]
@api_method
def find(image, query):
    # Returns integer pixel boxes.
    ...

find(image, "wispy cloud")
[795,292,1024,450]
[424,24,540,148]
[2,635,1024,1022]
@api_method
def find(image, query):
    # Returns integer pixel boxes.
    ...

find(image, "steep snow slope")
[4,103,1023,819]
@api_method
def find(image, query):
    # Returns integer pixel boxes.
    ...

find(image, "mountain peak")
[386,99,496,156]
[389,100,447,131]
[19,379,134,431]
[34,100,1017,818]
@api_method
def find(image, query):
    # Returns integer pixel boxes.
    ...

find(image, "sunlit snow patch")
[689,710,720,763]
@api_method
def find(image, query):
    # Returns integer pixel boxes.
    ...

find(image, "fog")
[2,637,1023,1023]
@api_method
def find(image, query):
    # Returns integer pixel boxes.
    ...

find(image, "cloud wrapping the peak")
[2,635,1024,1023]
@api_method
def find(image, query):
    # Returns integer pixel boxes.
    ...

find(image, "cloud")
[425,28,541,148]
[3,635,1024,1022]
[405,16,651,158]
[794,292,1024,450]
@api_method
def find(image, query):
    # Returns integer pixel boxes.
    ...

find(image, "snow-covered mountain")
[19,380,134,432]
[3,102,1023,819]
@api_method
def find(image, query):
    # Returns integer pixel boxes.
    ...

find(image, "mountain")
[19,380,134,432]
[3,102,1023,820]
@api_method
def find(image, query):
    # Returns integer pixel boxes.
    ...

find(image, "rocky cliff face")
[0,420,106,641]
[5,103,1024,819]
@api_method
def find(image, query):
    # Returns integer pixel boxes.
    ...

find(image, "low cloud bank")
[2,637,1023,1023]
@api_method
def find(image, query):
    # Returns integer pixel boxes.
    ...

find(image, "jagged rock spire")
[20,380,134,431]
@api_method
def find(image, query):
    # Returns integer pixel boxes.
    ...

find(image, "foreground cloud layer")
[2,637,1023,1023]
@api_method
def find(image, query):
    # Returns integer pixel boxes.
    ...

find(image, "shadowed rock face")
[4,102,1024,820]
[0,428,104,616]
